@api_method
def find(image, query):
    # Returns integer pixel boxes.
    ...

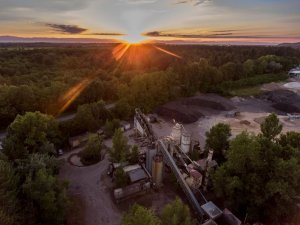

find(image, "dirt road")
[59,150,122,225]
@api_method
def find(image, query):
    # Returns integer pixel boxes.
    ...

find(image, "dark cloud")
[45,23,87,34]
[144,30,271,39]
[87,32,125,36]
[144,31,161,36]
[212,30,239,33]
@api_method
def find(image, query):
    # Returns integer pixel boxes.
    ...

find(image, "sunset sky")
[0,0,299,44]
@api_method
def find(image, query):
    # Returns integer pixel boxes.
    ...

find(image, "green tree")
[122,204,161,225]
[260,113,282,140]
[22,168,68,225]
[213,126,300,223]
[0,160,20,225]
[104,119,120,138]
[243,59,255,77]
[113,99,132,120]
[3,112,61,160]
[74,100,111,132]
[129,145,140,164]
[109,128,129,163]
[79,134,102,165]
[205,123,231,164]
[114,167,128,188]
[161,197,195,225]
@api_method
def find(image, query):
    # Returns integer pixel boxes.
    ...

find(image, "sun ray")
[53,40,182,116]
[54,77,94,116]
[153,46,182,59]
[112,43,131,61]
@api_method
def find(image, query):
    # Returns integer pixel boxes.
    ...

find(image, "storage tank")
[152,154,163,187]
[207,150,214,163]
[146,149,157,173]
[180,132,191,154]
[171,123,182,144]
[185,176,194,188]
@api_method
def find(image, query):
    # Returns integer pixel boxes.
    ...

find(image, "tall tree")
[213,115,300,223]
[205,123,231,164]
[122,204,161,225]
[161,197,195,225]
[3,112,61,161]
[22,168,68,225]
[260,113,282,140]
[79,134,102,165]
[109,128,129,163]
[0,160,20,225]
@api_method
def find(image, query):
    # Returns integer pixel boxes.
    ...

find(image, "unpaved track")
[59,152,122,225]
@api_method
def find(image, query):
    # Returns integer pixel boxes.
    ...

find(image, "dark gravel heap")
[155,94,234,124]
[261,90,300,113]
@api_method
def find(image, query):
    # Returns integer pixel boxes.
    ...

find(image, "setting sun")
[122,33,147,44]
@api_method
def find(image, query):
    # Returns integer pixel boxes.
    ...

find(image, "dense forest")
[0,44,299,131]
[0,44,300,225]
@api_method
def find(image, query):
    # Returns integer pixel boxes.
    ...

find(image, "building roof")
[201,201,223,220]
[289,67,300,73]
[127,168,148,183]
[123,164,141,173]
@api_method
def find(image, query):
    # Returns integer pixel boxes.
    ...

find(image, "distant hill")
[0,35,119,43]
[278,42,300,49]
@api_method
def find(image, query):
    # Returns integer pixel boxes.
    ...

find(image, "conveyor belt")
[158,140,205,221]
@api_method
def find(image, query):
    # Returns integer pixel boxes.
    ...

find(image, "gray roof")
[201,201,223,220]
[127,168,148,183]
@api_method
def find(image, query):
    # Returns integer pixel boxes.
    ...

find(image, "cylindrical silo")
[171,123,182,144]
[180,132,191,153]
[152,154,163,187]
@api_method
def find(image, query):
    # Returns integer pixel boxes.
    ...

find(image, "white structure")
[289,67,300,78]
[171,123,182,144]
[180,132,191,153]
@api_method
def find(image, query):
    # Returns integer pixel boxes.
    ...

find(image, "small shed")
[289,67,300,78]
[201,201,223,220]
[127,168,148,183]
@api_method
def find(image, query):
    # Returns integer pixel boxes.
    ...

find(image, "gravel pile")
[156,94,234,123]
[262,90,300,113]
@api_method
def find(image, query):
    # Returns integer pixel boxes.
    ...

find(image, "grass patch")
[229,86,263,97]
[209,73,288,96]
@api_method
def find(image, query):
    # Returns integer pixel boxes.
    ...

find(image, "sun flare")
[122,34,147,44]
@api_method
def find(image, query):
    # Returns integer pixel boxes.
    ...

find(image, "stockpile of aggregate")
[261,90,300,113]
[156,94,234,124]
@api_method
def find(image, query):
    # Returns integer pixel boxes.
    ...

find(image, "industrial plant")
[108,109,241,225]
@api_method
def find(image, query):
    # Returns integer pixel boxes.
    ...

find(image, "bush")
[104,119,121,138]
[79,134,102,166]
